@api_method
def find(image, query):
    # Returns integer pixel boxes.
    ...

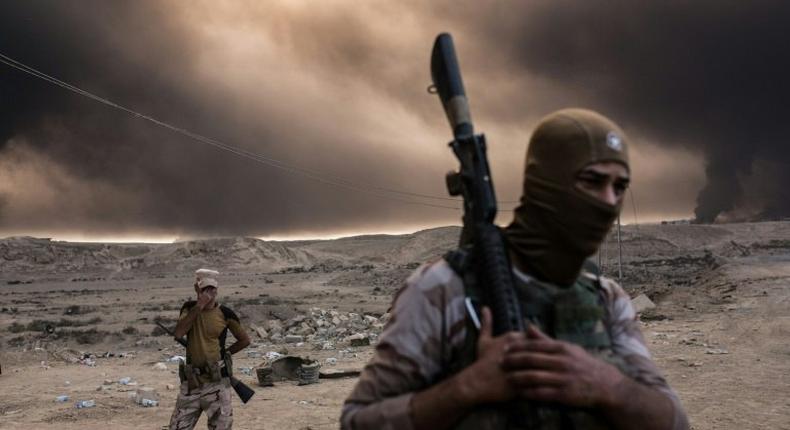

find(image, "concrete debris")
[632,294,657,314]
[285,335,304,344]
[252,308,387,348]
[152,362,167,371]
[346,333,370,347]
[250,324,268,340]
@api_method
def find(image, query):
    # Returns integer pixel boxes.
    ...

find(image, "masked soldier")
[341,109,689,430]
[168,269,251,430]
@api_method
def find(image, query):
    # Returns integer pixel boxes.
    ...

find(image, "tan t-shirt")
[178,302,242,370]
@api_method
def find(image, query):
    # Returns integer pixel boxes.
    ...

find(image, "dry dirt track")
[1,222,789,429]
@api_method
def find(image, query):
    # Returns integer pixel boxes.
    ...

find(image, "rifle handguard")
[477,224,525,334]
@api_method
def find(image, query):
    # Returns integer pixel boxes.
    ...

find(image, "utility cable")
[0,52,525,210]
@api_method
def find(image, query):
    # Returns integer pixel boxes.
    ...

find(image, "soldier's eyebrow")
[577,169,630,183]
[577,170,608,181]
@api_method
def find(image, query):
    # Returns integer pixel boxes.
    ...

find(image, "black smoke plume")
[486,0,790,221]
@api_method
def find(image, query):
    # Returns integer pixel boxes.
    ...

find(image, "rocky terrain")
[1,222,789,429]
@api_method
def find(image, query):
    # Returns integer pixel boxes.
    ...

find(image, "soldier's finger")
[502,351,566,371]
[526,324,552,340]
[519,340,565,353]
[479,306,493,340]
[519,386,563,403]
[508,370,566,387]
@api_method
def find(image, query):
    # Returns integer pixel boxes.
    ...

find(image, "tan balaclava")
[505,108,630,286]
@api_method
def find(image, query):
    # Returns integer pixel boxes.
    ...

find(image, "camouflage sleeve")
[599,277,690,430]
[340,260,467,430]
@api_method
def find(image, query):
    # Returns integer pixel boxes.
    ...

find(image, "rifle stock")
[155,321,255,404]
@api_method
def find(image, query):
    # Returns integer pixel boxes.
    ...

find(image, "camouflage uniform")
[169,379,234,430]
[340,259,689,429]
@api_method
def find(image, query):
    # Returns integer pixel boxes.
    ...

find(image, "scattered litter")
[264,351,283,361]
[136,387,159,407]
[152,363,168,371]
[140,399,159,407]
[119,377,133,385]
[325,357,337,366]
[56,395,70,402]
[167,355,186,363]
[298,361,320,386]
[256,367,274,387]
[247,351,262,359]
[705,348,729,355]
[79,357,96,367]
[75,400,96,409]
[320,342,335,351]
[238,367,253,376]
[64,381,71,386]
[166,384,175,390]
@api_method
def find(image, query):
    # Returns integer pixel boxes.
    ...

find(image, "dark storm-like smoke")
[485,0,790,221]
[0,1,453,237]
[2,1,788,239]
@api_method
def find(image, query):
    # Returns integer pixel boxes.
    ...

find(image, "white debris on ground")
[251,308,390,350]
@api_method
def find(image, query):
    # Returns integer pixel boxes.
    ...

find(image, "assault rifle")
[430,33,525,335]
[155,321,255,404]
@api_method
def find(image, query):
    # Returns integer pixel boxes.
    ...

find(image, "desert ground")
[1,222,789,429]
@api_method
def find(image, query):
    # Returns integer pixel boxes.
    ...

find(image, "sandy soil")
[1,222,789,429]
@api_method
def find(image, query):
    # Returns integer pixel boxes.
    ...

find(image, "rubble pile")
[252,308,390,349]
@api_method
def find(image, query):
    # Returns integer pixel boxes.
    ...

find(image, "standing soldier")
[168,268,251,430]
[341,109,689,429]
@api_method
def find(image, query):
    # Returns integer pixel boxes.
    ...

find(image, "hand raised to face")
[196,287,217,309]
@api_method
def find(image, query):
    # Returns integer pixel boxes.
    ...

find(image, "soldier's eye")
[614,181,629,195]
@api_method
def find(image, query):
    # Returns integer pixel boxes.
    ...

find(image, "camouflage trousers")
[168,378,233,430]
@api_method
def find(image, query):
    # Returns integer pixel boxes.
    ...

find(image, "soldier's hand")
[502,324,625,408]
[455,307,524,406]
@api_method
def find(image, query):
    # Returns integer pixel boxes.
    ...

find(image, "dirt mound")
[0,227,463,278]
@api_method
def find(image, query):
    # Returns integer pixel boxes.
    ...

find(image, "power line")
[0,52,524,211]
